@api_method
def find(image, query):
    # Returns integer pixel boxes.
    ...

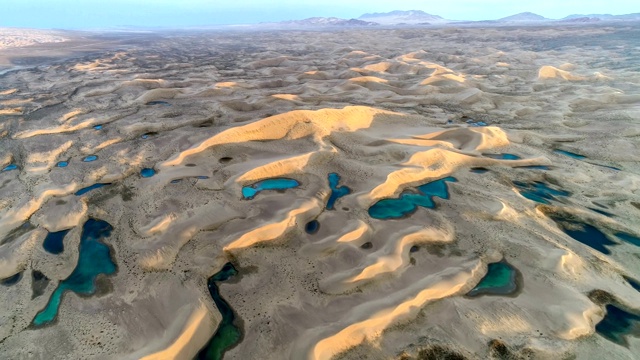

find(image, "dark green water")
[197,262,241,360]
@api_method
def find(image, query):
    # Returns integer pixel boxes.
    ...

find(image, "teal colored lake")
[2,164,18,172]
[484,153,521,160]
[32,219,116,327]
[82,155,98,162]
[56,161,69,167]
[513,181,570,205]
[368,177,457,220]
[197,262,241,360]
[327,173,351,210]
[43,229,70,254]
[615,232,640,247]
[555,149,586,159]
[467,261,518,297]
[140,168,156,178]
[242,178,300,200]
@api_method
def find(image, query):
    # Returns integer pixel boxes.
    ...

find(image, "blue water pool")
[555,149,586,160]
[140,168,156,178]
[595,304,640,346]
[466,261,519,297]
[368,177,457,220]
[515,165,550,170]
[93,125,103,130]
[305,220,320,234]
[625,276,640,292]
[82,155,98,162]
[146,101,171,106]
[484,153,521,160]
[2,164,18,172]
[32,218,116,327]
[242,178,300,200]
[513,181,570,205]
[197,262,241,360]
[549,215,617,255]
[56,161,69,168]
[470,167,489,174]
[43,229,70,254]
[327,173,351,210]
[614,232,640,247]
[75,183,111,196]
[589,207,615,217]
[1,272,22,286]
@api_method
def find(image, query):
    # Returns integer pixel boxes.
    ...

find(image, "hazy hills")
[262,10,640,28]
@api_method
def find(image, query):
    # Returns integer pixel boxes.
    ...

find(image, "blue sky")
[1,0,637,29]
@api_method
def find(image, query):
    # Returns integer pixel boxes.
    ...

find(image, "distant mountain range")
[275,17,377,27]
[498,12,548,22]
[259,10,640,28]
[358,10,445,25]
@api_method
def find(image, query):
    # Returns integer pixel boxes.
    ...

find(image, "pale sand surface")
[1,24,640,359]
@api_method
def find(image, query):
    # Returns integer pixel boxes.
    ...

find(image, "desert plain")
[1,24,640,359]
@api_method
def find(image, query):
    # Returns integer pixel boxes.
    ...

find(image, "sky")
[1,0,637,29]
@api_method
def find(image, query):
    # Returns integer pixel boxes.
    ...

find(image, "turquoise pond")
[466,261,519,297]
[32,219,116,327]
[368,177,457,220]
[549,215,617,255]
[197,262,241,360]
[513,181,570,205]
[2,164,18,172]
[56,161,69,168]
[484,153,521,160]
[305,220,320,234]
[327,173,351,210]
[93,125,103,130]
[614,232,640,247]
[43,229,70,254]
[1,272,22,286]
[555,149,586,159]
[82,155,98,162]
[75,183,111,196]
[596,304,640,346]
[140,168,156,178]
[242,178,300,200]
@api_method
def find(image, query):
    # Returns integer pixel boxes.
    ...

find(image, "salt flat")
[1,24,640,359]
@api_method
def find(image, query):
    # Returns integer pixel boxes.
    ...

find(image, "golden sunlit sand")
[1,24,640,359]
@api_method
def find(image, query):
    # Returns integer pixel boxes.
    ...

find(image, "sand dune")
[1,24,640,360]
